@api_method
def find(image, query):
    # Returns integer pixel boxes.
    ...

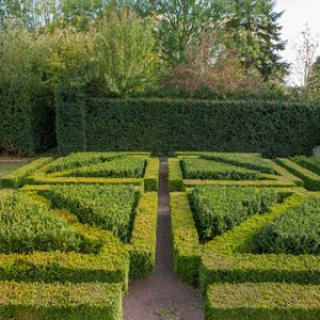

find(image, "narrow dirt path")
[123,159,204,320]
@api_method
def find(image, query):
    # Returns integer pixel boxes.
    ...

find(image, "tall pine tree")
[223,0,288,80]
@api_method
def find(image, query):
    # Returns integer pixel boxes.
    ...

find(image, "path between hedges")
[123,159,204,320]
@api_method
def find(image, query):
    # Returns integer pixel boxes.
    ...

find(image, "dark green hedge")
[84,99,320,157]
[55,81,87,154]
[0,90,55,156]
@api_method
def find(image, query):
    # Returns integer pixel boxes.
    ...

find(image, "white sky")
[275,0,320,85]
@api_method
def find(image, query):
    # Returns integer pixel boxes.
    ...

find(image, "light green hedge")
[128,192,158,278]
[206,283,320,320]
[276,158,320,191]
[291,155,320,176]
[0,281,122,320]
[199,193,320,293]
[168,158,185,192]
[1,157,53,188]
[170,192,200,285]
[27,155,158,192]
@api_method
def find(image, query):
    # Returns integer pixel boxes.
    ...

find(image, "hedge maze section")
[169,153,303,191]
[0,282,123,320]
[170,180,320,319]
[0,152,159,318]
[276,158,320,191]
[1,152,159,192]
[206,283,320,320]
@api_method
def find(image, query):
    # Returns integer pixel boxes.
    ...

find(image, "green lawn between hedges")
[0,153,159,319]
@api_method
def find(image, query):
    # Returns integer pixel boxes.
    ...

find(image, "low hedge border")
[21,187,159,281]
[128,192,158,278]
[168,158,185,192]
[0,190,129,292]
[291,156,320,176]
[170,192,200,285]
[0,281,122,320]
[199,193,320,293]
[144,158,160,192]
[276,158,320,191]
[206,283,320,320]
[169,189,320,294]
[0,157,53,188]
[27,156,158,192]
[168,156,302,190]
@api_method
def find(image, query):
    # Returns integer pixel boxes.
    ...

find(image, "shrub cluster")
[200,152,276,174]
[181,158,262,180]
[41,185,138,242]
[253,195,320,255]
[0,191,84,254]
[190,186,279,241]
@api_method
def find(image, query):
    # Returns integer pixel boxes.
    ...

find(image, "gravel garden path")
[123,159,204,320]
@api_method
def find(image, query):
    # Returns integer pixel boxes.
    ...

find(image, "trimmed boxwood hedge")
[276,158,320,191]
[55,81,87,155]
[82,99,320,157]
[206,283,320,320]
[129,192,158,278]
[0,281,122,320]
[1,157,53,188]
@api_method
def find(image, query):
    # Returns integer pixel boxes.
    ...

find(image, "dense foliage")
[189,186,279,241]
[0,191,83,253]
[85,99,320,157]
[253,195,320,255]
[42,185,138,242]
[181,158,261,180]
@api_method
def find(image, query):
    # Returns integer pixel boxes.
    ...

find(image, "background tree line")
[0,0,319,99]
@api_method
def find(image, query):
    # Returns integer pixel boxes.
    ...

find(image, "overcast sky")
[275,0,320,85]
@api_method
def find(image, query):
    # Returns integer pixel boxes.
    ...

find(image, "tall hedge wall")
[82,99,320,157]
[0,90,56,156]
[55,81,87,155]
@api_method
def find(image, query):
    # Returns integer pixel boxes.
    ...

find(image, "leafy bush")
[93,11,160,97]
[181,158,262,180]
[63,157,146,178]
[253,195,320,255]
[291,155,320,176]
[0,191,83,254]
[190,186,279,241]
[42,185,139,242]
[200,153,276,174]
